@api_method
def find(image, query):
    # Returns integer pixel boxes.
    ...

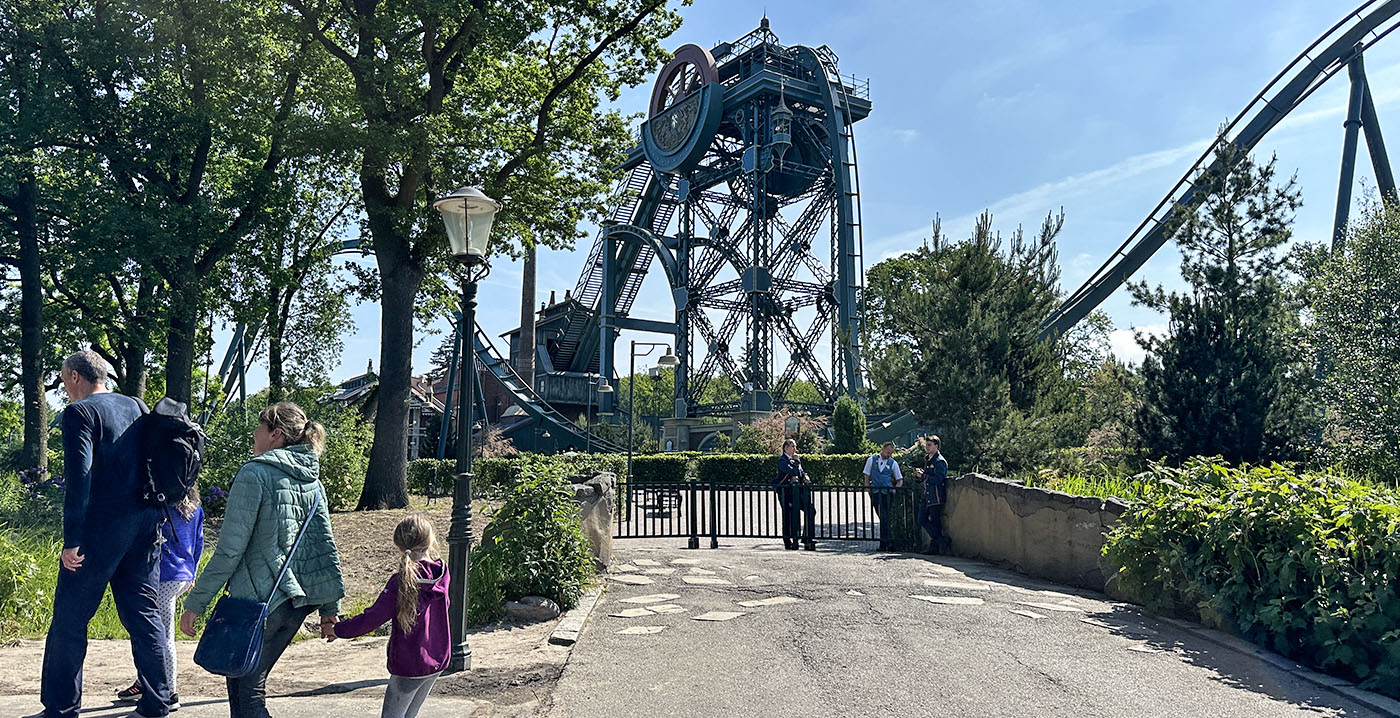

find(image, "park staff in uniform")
[774,439,816,551]
[913,435,950,555]
[862,442,903,551]
[37,350,172,718]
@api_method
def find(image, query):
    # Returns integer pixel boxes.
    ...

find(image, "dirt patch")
[0,499,567,715]
[203,497,495,606]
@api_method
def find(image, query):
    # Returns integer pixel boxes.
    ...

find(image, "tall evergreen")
[1130,140,1311,464]
[863,212,1072,474]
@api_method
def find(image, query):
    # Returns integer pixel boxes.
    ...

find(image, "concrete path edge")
[1157,617,1400,717]
[550,585,604,647]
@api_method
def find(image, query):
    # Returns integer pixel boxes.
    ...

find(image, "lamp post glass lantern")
[434,186,500,673]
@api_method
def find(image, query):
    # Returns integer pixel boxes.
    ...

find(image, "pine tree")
[1130,140,1311,464]
[831,396,866,454]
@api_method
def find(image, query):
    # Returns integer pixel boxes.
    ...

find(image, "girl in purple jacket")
[333,514,451,718]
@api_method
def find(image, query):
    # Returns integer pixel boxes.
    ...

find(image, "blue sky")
[236,0,1400,390]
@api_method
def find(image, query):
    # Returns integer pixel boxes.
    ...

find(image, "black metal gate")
[614,479,922,549]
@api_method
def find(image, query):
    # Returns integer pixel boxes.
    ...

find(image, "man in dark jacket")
[914,435,950,555]
[36,350,171,718]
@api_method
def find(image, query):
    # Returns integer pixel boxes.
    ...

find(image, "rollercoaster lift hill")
[1040,0,1400,341]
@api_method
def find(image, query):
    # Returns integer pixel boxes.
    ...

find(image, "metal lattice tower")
[558,19,871,418]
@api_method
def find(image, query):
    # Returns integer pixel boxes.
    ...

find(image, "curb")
[550,585,605,647]
[1158,617,1400,717]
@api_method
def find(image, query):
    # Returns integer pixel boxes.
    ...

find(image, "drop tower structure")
[551,20,872,428]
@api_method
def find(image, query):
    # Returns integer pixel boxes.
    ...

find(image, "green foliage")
[1305,203,1400,485]
[407,459,457,496]
[467,470,595,624]
[316,405,374,511]
[830,397,866,454]
[198,389,373,515]
[799,455,872,487]
[863,211,1088,476]
[1104,459,1400,695]
[1130,140,1313,465]
[629,454,691,483]
[473,454,627,499]
[693,455,773,485]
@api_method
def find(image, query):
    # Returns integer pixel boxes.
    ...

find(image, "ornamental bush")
[1104,458,1400,695]
[467,468,595,623]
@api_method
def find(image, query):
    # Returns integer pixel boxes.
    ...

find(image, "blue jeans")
[42,507,170,718]
[917,503,944,547]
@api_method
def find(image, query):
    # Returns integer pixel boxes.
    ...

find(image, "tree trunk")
[121,344,149,401]
[516,243,537,388]
[358,263,422,510]
[17,172,47,471]
[267,328,285,403]
[164,262,199,404]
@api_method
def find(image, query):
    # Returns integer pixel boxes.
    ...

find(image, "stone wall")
[942,473,1128,597]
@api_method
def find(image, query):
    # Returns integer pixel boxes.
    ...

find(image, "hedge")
[630,454,692,483]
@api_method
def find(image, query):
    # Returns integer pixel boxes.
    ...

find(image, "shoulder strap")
[264,489,322,606]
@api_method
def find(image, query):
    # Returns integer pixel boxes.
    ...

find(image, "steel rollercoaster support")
[546,21,871,426]
[1040,0,1400,341]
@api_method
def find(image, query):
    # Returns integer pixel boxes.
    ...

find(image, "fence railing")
[615,478,924,550]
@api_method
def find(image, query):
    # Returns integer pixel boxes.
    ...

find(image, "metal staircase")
[472,325,626,453]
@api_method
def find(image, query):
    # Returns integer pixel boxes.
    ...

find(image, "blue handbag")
[193,492,320,678]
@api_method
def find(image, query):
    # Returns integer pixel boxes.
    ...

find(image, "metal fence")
[614,479,923,549]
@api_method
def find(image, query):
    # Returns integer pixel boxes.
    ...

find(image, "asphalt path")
[550,539,1385,718]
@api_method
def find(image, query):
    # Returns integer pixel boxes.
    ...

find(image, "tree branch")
[287,0,357,69]
[492,0,665,188]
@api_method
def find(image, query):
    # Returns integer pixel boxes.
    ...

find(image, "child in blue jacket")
[116,486,205,710]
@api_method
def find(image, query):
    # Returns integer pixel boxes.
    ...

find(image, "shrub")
[317,407,373,511]
[467,469,595,623]
[408,458,456,496]
[630,454,690,483]
[1104,458,1400,696]
[0,528,48,640]
[801,454,870,486]
[693,454,775,485]
[831,397,866,453]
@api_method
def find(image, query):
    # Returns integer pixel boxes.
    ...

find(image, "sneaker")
[116,681,143,703]
[168,693,180,712]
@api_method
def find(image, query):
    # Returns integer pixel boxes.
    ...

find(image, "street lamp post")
[595,378,614,451]
[626,342,677,482]
[434,186,501,673]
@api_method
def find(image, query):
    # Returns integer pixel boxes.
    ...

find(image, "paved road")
[551,539,1387,718]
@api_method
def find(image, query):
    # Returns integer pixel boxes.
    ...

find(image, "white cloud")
[1109,324,1166,366]
[892,128,921,145]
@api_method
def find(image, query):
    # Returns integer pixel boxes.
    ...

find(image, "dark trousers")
[776,485,814,546]
[870,490,893,548]
[226,601,317,718]
[917,503,944,548]
[42,507,170,718]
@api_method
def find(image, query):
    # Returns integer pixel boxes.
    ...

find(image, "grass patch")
[1021,471,1153,502]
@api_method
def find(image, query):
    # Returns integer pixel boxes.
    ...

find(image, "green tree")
[863,212,1071,474]
[285,0,683,509]
[1130,141,1311,465]
[1306,202,1400,483]
[830,396,865,453]
[224,160,358,401]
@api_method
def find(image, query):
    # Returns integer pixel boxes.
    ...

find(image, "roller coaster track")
[472,325,626,453]
[1039,0,1400,341]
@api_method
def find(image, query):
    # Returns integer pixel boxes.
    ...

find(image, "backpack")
[139,397,207,507]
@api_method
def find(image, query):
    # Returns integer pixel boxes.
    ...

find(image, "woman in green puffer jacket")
[181,401,346,718]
